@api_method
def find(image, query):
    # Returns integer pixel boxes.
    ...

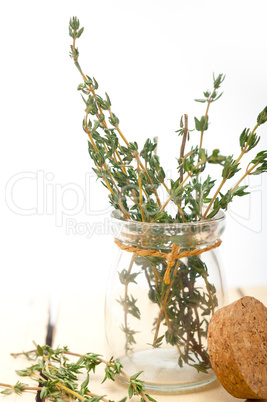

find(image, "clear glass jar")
[105,210,228,393]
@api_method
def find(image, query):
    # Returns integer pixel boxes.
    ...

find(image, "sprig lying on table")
[0,344,157,402]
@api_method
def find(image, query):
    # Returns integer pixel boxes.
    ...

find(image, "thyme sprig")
[69,16,267,223]
[0,345,157,402]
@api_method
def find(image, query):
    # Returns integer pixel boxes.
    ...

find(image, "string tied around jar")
[114,238,222,284]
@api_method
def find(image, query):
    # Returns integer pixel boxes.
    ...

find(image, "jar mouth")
[111,209,225,249]
[111,209,226,228]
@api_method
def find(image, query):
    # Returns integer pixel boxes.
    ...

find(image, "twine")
[114,238,222,285]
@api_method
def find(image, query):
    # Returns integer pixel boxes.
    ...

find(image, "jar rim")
[111,209,226,228]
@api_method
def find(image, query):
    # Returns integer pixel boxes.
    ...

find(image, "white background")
[1,0,267,296]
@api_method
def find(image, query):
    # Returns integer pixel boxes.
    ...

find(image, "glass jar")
[105,210,228,393]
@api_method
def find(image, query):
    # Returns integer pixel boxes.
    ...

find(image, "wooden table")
[0,287,266,401]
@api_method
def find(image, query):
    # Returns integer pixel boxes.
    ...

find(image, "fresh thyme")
[69,16,267,223]
[0,345,157,402]
[69,16,267,375]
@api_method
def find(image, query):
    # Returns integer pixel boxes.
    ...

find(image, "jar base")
[118,348,216,393]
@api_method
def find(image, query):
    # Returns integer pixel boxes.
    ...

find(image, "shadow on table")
[183,380,267,401]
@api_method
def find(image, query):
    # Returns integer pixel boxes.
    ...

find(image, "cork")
[207,296,267,399]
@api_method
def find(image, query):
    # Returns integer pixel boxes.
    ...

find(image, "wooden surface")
[0,287,266,401]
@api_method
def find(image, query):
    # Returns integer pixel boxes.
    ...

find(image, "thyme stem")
[231,161,260,194]
[179,114,188,185]
[123,254,136,353]
[137,160,145,222]
[235,123,259,165]
[203,178,226,219]
[0,383,42,391]
[152,260,180,346]
[199,99,211,149]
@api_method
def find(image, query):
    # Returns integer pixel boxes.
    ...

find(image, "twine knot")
[165,244,181,284]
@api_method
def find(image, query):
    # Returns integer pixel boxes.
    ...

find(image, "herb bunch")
[69,16,267,223]
[68,16,267,380]
[0,345,157,402]
[119,249,218,372]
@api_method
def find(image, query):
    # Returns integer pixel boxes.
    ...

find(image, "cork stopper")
[207,296,267,399]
